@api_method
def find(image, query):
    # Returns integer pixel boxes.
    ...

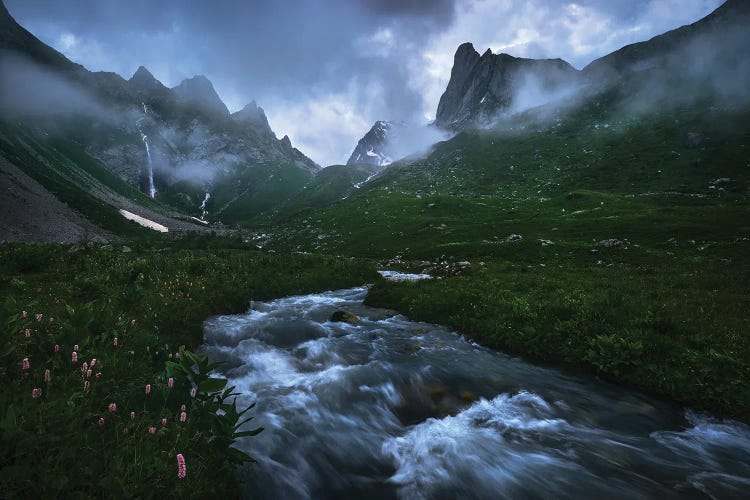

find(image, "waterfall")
[137,102,156,199]
[141,133,156,199]
[199,192,211,219]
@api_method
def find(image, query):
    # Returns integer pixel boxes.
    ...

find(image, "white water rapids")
[201,288,750,499]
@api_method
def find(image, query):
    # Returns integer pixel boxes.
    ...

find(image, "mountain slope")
[0,0,320,234]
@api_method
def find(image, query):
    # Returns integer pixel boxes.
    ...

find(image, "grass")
[0,238,377,498]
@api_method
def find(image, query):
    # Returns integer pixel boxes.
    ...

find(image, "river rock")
[503,234,523,243]
[330,310,359,323]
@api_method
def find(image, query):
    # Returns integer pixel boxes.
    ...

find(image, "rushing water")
[199,191,211,219]
[141,133,156,199]
[202,287,750,499]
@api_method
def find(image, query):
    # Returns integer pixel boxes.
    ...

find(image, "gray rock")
[503,234,523,243]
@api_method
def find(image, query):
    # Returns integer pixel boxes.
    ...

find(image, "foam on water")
[201,288,750,499]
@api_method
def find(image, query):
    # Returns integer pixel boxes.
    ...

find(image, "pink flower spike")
[177,454,186,479]
[108,403,116,412]
[131,319,136,326]
[180,411,187,422]
[180,404,186,412]
[86,369,92,378]
[175,352,180,359]
[161,418,167,427]
[95,372,102,379]
[98,417,104,427]
[81,362,88,374]
[148,426,156,435]
[167,378,174,389]
[73,344,79,352]
[84,381,90,391]
[90,359,96,367]
[72,351,77,363]
[130,411,135,421]
[24,328,30,337]
[190,387,196,399]
[35,313,43,322]
[113,338,118,347]
[32,388,41,398]
[145,384,151,395]
[54,344,60,353]
[22,310,28,318]
[44,369,51,382]
[21,358,29,370]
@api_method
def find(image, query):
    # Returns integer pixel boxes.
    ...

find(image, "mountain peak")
[436,43,578,128]
[173,75,229,116]
[232,100,274,137]
[346,120,393,166]
[281,135,292,148]
[128,65,163,92]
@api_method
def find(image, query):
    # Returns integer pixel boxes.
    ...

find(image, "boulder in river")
[330,310,359,323]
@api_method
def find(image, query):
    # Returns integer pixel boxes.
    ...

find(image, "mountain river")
[201,286,750,499]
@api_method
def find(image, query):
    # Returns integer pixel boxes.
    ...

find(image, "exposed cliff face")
[347,121,393,167]
[435,44,578,129]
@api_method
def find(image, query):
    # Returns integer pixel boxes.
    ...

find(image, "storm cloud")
[5,0,723,166]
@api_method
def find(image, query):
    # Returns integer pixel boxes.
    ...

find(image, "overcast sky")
[6,0,723,166]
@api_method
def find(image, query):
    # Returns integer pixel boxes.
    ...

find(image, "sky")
[5,0,724,166]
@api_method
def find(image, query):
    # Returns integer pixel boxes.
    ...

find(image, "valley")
[1,0,749,497]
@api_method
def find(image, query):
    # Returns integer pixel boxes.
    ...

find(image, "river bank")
[366,258,750,422]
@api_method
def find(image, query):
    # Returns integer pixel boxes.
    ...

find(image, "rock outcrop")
[435,44,578,129]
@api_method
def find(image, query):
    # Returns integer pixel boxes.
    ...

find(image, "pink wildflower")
[175,352,180,359]
[123,427,128,435]
[32,388,41,398]
[84,381,90,391]
[190,387,196,399]
[21,358,29,370]
[73,344,79,352]
[90,358,96,367]
[35,313,43,322]
[81,362,88,374]
[95,372,102,379]
[180,411,187,422]
[108,403,116,412]
[98,417,104,427]
[131,319,136,326]
[87,369,92,378]
[167,378,174,389]
[176,454,186,479]
[148,426,156,435]
[22,310,28,318]
[44,369,51,382]
[145,384,151,395]
[161,418,167,427]
[113,338,118,347]
[24,328,31,337]
[130,411,135,421]
[72,351,77,363]
[180,404,186,412]
[54,344,60,352]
